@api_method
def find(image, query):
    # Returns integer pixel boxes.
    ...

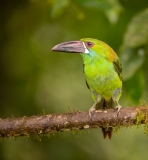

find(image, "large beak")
[51,41,89,54]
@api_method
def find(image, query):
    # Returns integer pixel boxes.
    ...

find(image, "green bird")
[51,38,122,139]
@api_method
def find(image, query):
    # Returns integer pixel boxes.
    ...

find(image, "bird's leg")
[89,101,98,119]
[89,94,101,120]
[112,88,122,116]
[115,100,122,116]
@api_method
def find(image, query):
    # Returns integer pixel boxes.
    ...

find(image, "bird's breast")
[84,62,122,100]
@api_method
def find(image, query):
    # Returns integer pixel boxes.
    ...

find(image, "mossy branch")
[0,106,148,138]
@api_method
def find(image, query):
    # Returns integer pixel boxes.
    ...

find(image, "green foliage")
[51,0,123,23]
[51,0,70,18]
[124,70,144,103]
[119,8,148,102]
[0,0,148,159]
[124,9,148,48]
[76,0,123,23]
[120,46,145,80]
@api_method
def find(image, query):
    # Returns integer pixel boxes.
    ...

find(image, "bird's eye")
[85,42,94,48]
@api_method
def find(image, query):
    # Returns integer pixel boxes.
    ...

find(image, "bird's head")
[51,38,117,62]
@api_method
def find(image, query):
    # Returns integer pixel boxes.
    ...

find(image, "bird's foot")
[115,104,122,117]
[89,105,96,120]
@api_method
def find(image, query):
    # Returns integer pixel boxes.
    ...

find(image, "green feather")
[113,59,122,82]
[80,38,122,102]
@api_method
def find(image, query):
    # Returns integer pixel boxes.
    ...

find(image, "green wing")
[83,63,90,89]
[113,58,122,82]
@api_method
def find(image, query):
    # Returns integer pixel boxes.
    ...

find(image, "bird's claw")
[115,105,122,117]
[89,107,96,120]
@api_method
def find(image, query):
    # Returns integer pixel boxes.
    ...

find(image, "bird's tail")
[96,98,114,139]
[102,127,112,139]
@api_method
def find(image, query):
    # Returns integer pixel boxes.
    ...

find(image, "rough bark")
[0,107,147,138]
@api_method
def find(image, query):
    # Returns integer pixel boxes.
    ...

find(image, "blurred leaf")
[120,8,148,81]
[124,8,148,48]
[50,0,123,23]
[77,0,123,23]
[50,0,70,18]
[124,69,144,103]
[120,46,145,80]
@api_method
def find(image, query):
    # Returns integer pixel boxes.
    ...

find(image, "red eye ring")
[87,42,92,46]
[85,42,94,48]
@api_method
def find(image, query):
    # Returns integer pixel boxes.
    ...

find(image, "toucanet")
[51,38,122,139]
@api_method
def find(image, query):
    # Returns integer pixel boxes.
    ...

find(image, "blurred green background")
[0,0,148,159]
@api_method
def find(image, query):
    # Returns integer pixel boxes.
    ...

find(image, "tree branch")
[0,107,147,138]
